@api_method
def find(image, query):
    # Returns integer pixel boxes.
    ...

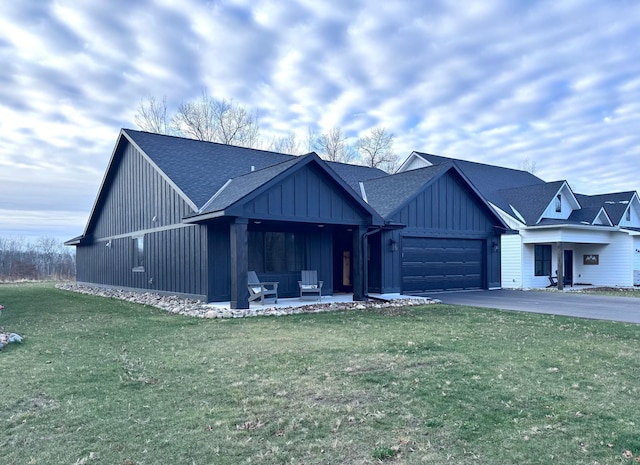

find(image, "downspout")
[362,226,383,301]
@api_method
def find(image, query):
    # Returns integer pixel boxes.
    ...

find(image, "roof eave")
[182,210,228,223]
[526,223,619,232]
[221,153,385,226]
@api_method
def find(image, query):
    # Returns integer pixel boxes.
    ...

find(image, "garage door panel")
[402,237,484,294]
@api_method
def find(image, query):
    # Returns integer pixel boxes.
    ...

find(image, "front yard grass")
[1,283,639,464]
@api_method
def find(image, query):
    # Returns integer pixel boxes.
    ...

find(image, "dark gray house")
[66,129,507,307]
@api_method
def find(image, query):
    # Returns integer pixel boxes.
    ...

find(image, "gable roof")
[362,162,508,229]
[575,191,636,225]
[362,162,453,217]
[124,129,297,210]
[410,152,546,217]
[497,180,567,225]
[568,206,612,226]
[123,129,389,209]
[188,152,385,225]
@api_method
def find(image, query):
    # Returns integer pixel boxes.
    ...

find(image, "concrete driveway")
[434,289,640,324]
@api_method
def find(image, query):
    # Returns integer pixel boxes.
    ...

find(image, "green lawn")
[1,283,639,465]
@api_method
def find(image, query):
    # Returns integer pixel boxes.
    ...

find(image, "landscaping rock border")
[55,283,438,319]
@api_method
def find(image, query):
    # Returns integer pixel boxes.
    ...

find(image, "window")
[534,245,551,276]
[132,235,144,272]
[248,231,305,273]
[626,208,631,222]
[555,194,562,213]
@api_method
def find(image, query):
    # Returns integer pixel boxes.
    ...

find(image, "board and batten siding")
[91,143,195,239]
[500,234,523,288]
[391,171,498,235]
[241,165,365,224]
[385,171,502,290]
[77,141,208,299]
[77,223,208,299]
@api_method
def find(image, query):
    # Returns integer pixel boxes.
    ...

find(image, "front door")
[564,250,573,286]
[333,229,353,292]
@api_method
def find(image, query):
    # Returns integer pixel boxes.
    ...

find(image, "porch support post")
[230,218,249,309]
[352,225,366,301]
[556,242,564,291]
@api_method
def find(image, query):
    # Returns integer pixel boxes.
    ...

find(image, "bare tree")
[214,99,260,147]
[304,126,319,154]
[356,127,398,172]
[171,94,215,141]
[171,91,260,147]
[268,131,302,155]
[0,236,75,281]
[519,158,538,174]
[315,127,356,163]
[134,96,170,134]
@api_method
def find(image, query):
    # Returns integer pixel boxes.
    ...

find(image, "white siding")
[399,154,431,172]
[619,197,640,228]
[539,185,575,221]
[634,237,640,286]
[501,234,522,288]
[521,243,556,288]
[572,236,633,287]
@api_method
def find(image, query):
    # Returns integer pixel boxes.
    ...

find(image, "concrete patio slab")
[204,292,430,310]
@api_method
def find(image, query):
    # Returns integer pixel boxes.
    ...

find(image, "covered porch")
[502,224,635,289]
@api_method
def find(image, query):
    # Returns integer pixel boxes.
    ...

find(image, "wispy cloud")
[1,0,639,239]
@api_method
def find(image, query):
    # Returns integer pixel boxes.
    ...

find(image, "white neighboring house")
[399,152,640,289]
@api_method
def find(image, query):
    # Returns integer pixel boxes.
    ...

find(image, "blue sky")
[1,0,640,241]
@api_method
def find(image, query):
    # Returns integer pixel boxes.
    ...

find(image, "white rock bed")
[55,283,438,319]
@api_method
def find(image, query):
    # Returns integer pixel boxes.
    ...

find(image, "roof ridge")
[414,151,541,176]
[497,180,565,194]
[365,162,453,184]
[123,128,300,158]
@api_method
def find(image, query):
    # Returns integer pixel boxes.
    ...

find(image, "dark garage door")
[402,237,484,294]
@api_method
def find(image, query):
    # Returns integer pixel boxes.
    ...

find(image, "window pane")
[265,232,286,272]
[250,231,307,273]
[534,245,551,276]
[248,232,264,272]
[133,236,144,271]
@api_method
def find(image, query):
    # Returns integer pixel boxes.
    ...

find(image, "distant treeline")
[0,237,75,281]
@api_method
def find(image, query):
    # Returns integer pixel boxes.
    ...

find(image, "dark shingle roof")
[362,163,453,217]
[413,153,545,216]
[124,129,387,210]
[568,206,606,224]
[198,158,300,214]
[575,192,635,225]
[327,162,387,193]
[497,181,566,225]
[124,129,295,209]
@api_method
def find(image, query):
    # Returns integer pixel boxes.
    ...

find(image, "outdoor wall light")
[492,239,499,252]
[389,238,398,252]
[106,240,112,248]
